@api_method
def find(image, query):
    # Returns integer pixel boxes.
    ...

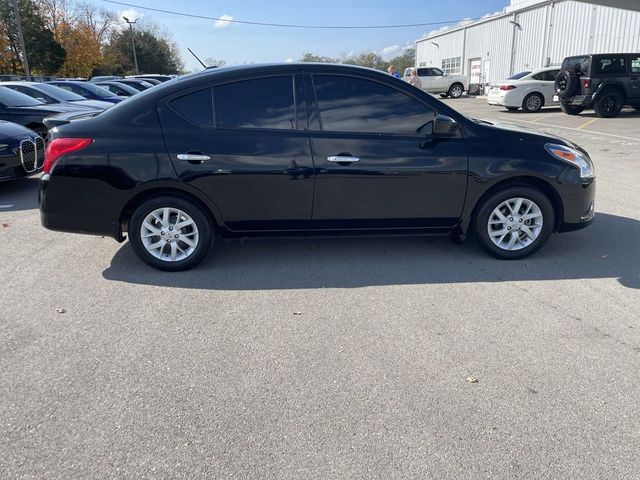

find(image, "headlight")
[544,143,595,179]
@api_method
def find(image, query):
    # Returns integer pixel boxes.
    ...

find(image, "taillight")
[581,78,591,89]
[500,85,517,91]
[43,138,93,174]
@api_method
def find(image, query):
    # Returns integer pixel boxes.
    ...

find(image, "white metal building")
[415,0,640,86]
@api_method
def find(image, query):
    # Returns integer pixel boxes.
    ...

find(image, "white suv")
[403,67,468,98]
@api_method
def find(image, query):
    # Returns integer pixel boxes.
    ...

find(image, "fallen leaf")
[55,308,66,314]
[466,376,478,384]
[293,311,302,316]
[1,223,9,228]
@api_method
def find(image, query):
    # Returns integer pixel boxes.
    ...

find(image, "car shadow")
[0,175,39,212]
[102,212,639,290]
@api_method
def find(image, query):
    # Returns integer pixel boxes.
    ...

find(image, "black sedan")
[39,63,595,271]
[0,86,87,137]
[0,121,45,181]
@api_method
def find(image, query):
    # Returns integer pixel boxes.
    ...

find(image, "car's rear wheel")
[129,196,212,271]
[593,89,624,118]
[559,101,584,115]
[522,93,544,112]
[448,83,464,98]
[505,106,519,111]
[474,186,554,260]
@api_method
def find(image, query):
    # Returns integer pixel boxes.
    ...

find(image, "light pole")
[12,0,30,80]
[122,16,139,75]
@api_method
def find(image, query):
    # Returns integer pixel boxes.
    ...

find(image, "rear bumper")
[566,94,593,107]
[39,173,125,241]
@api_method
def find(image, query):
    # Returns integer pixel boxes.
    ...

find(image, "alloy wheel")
[450,85,463,98]
[525,95,542,112]
[140,207,200,262]
[487,197,543,251]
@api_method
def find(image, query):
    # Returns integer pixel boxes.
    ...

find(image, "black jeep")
[554,53,640,117]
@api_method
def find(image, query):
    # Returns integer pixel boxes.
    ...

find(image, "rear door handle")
[177,153,211,161]
[327,155,359,163]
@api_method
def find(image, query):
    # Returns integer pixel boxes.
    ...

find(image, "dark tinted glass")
[429,68,444,76]
[313,75,434,134]
[562,56,590,74]
[170,88,213,127]
[532,70,558,81]
[215,76,295,130]
[594,56,626,75]
[631,56,640,74]
[508,71,531,80]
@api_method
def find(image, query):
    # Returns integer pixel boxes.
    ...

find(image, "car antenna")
[188,48,209,69]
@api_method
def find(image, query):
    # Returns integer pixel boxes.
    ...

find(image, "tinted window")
[508,71,531,80]
[562,56,590,74]
[215,76,295,130]
[313,75,434,135]
[595,56,626,75]
[0,86,43,106]
[37,83,86,101]
[417,68,429,77]
[170,88,213,127]
[532,70,559,81]
[8,85,55,103]
[632,56,640,74]
[429,68,444,76]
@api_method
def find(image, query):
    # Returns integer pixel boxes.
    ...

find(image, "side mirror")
[432,115,458,138]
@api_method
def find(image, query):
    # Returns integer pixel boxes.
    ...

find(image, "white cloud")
[119,8,142,23]
[285,57,294,63]
[380,45,402,60]
[214,14,233,28]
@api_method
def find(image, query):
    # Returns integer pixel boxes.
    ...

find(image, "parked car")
[554,53,640,117]
[95,81,140,97]
[127,74,174,83]
[0,86,87,137]
[40,63,595,271]
[47,81,123,104]
[487,67,561,112]
[403,67,468,98]
[127,77,161,85]
[1,82,112,111]
[114,78,155,91]
[90,75,122,83]
[0,120,45,181]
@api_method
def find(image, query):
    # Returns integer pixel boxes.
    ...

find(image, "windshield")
[58,82,117,97]
[507,71,531,80]
[36,83,86,101]
[0,86,44,107]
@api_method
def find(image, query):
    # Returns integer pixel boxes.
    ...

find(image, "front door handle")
[327,155,359,163]
[177,153,211,161]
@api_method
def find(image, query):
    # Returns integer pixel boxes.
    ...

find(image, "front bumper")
[557,173,596,233]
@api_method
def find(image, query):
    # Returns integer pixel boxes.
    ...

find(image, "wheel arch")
[594,81,627,101]
[467,176,564,234]
[119,186,223,233]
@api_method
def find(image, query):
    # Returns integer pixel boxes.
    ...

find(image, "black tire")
[505,106,519,111]
[448,83,464,98]
[593,89,624,118]
[522,93,544,113]
[560,101,584,116]
[129,195,213,271]
[554,68,579,99]
[474,186,554,260]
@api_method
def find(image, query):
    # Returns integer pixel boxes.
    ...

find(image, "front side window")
[429,68,444,77]
[215,76,295,130]
[313,75,434,135]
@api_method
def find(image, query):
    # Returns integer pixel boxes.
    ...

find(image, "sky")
[96,0,509,71]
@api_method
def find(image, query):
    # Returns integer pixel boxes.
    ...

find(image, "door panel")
[158,75,315,231]
[308,74,468,229]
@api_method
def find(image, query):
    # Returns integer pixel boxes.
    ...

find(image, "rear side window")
[629,56,640,74]
[215,76,295,130]
[313,75,434,135]
[508,71,531,80]
[532,70,559,81]
[170,88,213,127]
[594,56,626,75]
[428,68,444,76]
[562,57,590,74]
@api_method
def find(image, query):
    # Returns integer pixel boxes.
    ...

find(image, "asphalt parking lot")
[1,99,639,479]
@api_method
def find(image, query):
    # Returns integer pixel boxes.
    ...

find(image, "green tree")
[0,0,65,75]
[103,20,183,75]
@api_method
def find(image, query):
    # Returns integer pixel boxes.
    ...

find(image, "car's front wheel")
[448,83,464,98]
[474,187,554,260]
[129,196,213,271]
